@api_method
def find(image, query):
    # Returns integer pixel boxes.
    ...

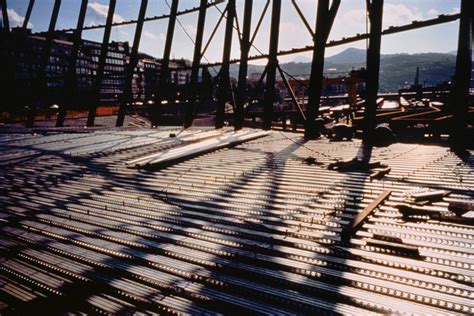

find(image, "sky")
[2,0,462,64]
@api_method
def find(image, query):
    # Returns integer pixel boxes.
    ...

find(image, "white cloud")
[427,9,439,17]
[143,31,165,41]
[382,4,423,27]
[118,30,129,37]
[87,2,125,26]
[279,21,311,50]
[332,3,424,37]
[450,7,460,15]
[3,8,33,28]
[182,24,197,38]
[143,30,157,40]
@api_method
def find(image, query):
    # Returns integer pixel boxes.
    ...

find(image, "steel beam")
[203,13,458,68]
[87,0,116,127]
[262,0,281,131]
[201,7,227,59]
[341,190,391,241]
[23,0,35,29]
[277,64,306,121]
[216,0,235,129]
[249,0,269,47]
[152,0,178,127]
[1,0,10,30]
[235,0,253,131]
[26,0,61,127]
[116,0,148,127]
[184,0,207,128]
[450,0,472,149]
[56,0,88,127]
[363,0,384,142]
[290,0,314,38]
[52,1,221,33]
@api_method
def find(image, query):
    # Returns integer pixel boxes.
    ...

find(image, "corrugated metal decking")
[0,128,473,314]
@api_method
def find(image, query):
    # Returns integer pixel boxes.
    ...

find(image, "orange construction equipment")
[278,69,366,109]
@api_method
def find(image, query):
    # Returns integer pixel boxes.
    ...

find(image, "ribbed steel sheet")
[0,128,472,314]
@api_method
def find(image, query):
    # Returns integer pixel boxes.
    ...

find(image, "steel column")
[305,0,340,139]
[87,0,116,127]
[363,0,384,142]
[3,0,35,118]
[235,0,253,131]
[0,0,11,115]
[1,0,9,30]
[116,0,148,127]
[185,0,207,128]
[152,0,178,127]
[216,0,235,129]
[23,0,35,29]
[262,0,281,130]
[450,0,472,149]
[305,0,329,139]
[26,0,61,127]
[0,0,8,110]
[56,0,88,127]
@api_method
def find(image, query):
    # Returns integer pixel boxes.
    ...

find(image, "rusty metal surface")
[0,128,473,314]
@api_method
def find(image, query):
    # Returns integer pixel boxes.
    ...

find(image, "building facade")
[0,28,192,115]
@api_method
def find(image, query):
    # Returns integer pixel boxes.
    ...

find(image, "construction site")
[0,0,473,314]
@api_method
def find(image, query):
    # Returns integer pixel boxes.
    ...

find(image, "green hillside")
[229,48,458,93]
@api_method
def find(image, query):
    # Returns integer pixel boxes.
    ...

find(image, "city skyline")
[2,0,462,64]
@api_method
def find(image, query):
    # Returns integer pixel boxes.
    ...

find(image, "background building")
[0,28,191,114]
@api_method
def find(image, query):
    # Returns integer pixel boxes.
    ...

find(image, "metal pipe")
[262,0,281,130]
[116,0,149,127]
[184,0,207,128]
[216,0,235,129]
[26,0,61,127]
[87,0,116,127]
[450,0,472,149]
[152,0,178,127]
[363,0,384,142]
[235,0,253,131]
[56,0,88,127]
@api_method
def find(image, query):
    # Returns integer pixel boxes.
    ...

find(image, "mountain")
[447,50,474,60]
[228,48,458,92]
[326,47,367,64]
[291,55,312,63]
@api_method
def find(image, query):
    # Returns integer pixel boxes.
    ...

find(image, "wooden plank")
[341,190,391,241]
